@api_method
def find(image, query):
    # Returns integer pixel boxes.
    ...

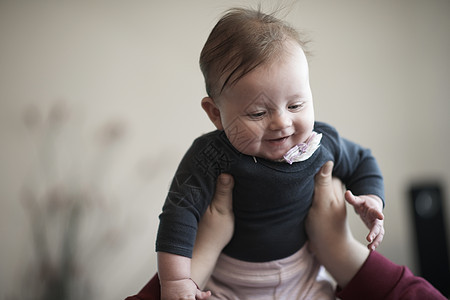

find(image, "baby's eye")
[247,111,266,119]
[288,103,304,111]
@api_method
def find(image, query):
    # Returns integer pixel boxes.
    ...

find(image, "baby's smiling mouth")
[267,136,290,144]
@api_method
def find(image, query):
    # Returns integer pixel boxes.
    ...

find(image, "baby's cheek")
[225,126,260,155]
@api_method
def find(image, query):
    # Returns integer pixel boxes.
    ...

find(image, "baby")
[156,7,385,299]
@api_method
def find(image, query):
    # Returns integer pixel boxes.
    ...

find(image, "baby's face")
[215,42,315,161]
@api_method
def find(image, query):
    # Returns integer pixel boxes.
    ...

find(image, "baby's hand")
[345,191,384,251]
[160,278,211,300]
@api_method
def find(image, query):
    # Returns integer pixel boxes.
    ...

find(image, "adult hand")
[191,173,235,289]
[306,161,370,288]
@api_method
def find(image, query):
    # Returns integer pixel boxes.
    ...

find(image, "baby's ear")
[201,97,223,130]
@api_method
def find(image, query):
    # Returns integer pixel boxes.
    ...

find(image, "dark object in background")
[409,183,450,297]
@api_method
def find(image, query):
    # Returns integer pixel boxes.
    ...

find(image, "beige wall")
[1,0,449,298]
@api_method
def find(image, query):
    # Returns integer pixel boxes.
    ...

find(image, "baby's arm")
[345,191,384,250]
[157,252,211,300]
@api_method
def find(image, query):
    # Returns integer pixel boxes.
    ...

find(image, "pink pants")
[205,243,334,300]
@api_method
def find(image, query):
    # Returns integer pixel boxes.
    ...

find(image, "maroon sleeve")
[336,251,446,300]
[125,273,161,300]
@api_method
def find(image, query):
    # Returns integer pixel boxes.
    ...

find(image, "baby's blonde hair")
[199,7,308,99]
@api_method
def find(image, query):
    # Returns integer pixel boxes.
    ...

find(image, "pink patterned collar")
[282,131,322,164]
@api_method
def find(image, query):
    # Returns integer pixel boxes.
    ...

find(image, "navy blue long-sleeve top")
[156,122,384,262]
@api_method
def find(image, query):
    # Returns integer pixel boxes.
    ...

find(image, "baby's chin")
[236,142,293,162]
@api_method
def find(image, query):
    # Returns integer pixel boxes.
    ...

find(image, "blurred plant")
[9,101,129,300]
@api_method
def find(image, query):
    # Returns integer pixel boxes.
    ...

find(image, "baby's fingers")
[367,219,385,250]
[344,190,363,207]
[368,230,384,251]
[368,206,384,221]
[196,289,211,300]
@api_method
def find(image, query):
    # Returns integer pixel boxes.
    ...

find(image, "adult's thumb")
[212,173,234,213]
[315,161,334,188]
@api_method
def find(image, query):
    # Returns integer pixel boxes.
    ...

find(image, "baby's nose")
[269,111,292,130]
